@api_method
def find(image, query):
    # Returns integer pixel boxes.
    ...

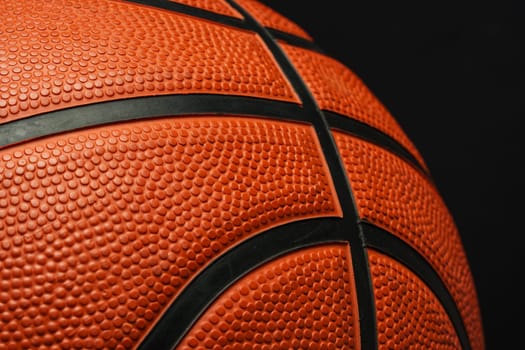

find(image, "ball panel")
[0,116,339,349]
[0,0,298,126]
[168,0,243,18]
[369,249,461,349]
[178,244,359,349]
[333,131,484,349]
[236,0,312,41]
[280,43,426,169]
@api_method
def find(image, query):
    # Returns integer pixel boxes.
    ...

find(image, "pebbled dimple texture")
[0,0,298,125]
[179,244,359,350]
[333,131,484,350]
[281,44,426,170]
[168,0,242,18]
[236,0,312,41]
[369,249,461,349]
[0,117,339,350]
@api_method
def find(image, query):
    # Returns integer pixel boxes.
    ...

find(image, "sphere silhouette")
[0,1,483,349]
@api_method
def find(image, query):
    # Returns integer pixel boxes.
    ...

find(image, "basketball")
[0,1,484,349]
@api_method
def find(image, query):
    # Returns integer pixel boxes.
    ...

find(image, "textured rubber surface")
[324,112,427,178]
[0,0,298,126]
[369,249,461,349]
[333,131,484,349]
[179,244,359,349]
[235,0,312,41]
[281,43,426,170]
[0,117,340,349]
[168,0,242,18]
[0,1,484,349]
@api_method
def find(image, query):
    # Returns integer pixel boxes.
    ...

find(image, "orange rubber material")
[179,244,360,349]
[0,0,298,126]
[0,117,340,349]
[236,0,313,41]
[368,249,461,349]
[333,131,484,350]
[281,44,426,169]
[168,0,243,18]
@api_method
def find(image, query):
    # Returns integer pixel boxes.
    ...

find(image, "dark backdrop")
[259,0,523,348]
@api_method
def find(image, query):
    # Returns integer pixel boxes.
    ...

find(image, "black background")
[259,1,523,348]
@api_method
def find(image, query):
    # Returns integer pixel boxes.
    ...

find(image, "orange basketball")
[0,1,484,349]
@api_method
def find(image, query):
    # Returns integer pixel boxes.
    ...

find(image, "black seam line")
[0,95,429,178]
[122,0,250,29]
[360,221,471,350]
[0,95,307,149]
[137,218,349,350]
[325,111,430,179]
[122,0,321,51]
[266,28,324,53]
[225,1,378,348]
